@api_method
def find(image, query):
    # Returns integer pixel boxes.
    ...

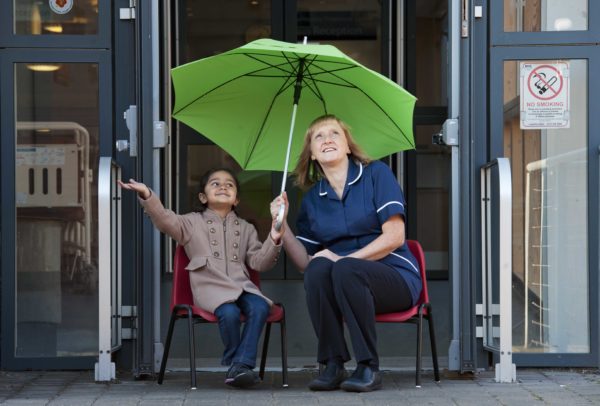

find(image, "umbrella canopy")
[172,38,416,174]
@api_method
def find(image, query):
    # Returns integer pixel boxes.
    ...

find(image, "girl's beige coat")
[140,194,281,312]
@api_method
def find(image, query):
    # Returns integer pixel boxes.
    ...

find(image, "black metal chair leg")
[158,310,178,384]
[427,305,441,382]
[186,307,197,389]
[280,310,288,388]
[259,323,272,380]
[416,306,424,388]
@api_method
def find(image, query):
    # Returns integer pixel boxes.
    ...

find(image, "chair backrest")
[171,245,194,310]
[406,239,430,306]
[171,245,262,310]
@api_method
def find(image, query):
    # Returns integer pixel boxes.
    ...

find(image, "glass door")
[490,46,599,365]
[1,49,112,369]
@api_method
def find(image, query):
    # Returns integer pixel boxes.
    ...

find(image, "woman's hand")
[270,191,289,229]
[117,179,151,199]
[313,249,342,262]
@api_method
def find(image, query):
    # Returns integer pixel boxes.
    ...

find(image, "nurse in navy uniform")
[271,114,422,393]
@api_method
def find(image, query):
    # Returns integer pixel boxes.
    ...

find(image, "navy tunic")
[296,159,422,305]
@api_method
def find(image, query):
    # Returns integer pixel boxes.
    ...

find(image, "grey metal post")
[447,0,462,372]
[151,0,166,373]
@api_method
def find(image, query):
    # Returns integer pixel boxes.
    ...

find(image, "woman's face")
[309,120,351,167]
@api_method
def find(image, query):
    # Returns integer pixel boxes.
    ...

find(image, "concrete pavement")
[1,368,600,405]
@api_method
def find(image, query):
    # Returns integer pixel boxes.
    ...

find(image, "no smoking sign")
[520,62,570,129]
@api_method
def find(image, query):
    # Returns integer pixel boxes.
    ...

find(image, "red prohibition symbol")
[527,64,563,101]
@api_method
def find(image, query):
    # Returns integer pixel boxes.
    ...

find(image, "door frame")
[0,49,113,369]
[489,44,599,367]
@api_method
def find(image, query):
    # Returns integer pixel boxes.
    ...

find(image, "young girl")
[118,168,283,388]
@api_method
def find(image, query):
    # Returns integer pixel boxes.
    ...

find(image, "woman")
[271,115,422,392]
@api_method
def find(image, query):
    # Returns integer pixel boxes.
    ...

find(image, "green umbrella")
[172,38,416,225]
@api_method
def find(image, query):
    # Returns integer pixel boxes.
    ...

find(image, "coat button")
[211,240,218,246]
[213,251,220,257]
[234,231,240,236]
[207,220,213,224]
[233,242,239,248]
[210,228,216,233]
[233,255,238,261]
[234,220,239,225]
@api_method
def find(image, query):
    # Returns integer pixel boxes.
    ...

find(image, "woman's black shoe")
[307,362,347,391]
[340,364,382,392]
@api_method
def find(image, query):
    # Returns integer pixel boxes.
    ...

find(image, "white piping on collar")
[317,161,363,196]
[318,181,327,196]
[347,162,363,185]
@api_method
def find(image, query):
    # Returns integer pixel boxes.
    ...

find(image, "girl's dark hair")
[195,167,241,213]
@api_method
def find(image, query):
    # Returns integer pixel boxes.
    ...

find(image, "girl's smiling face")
[309,119,351,166]
[199,170,239,210]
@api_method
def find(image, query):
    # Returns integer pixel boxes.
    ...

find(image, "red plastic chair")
[157,245,288,389]
[375,239,440,387]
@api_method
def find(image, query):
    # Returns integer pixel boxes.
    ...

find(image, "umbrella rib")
[309,62,415,148]
[243,53,296,76]
[236,50,358,68]
[302,62,328,114]
[173,60,293,116]
[242,75,298,168]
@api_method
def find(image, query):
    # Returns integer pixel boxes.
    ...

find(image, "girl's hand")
[313,249,342,262]
[117,179,151,199]
[269,222,284,244]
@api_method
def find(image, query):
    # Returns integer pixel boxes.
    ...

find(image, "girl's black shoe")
[225,363,260,388]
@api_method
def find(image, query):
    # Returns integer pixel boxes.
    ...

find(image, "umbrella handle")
[274,204,285,232]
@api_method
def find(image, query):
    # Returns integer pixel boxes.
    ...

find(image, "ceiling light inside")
[26,64,61,72]
[44,24,63,33]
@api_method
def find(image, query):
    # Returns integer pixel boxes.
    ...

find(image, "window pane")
[14,0,99,35]
[182,0,271,62]
[297,0,381,72]
[504,59,589,353]
[415,1,448,107]
[15,62,99,357]
[504,0,587,32]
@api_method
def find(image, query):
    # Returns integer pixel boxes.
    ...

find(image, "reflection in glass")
[15,63,99,357]
[504,0,587,32]
[14,0,98,35]
[415,125,449,271]
[504,60,588,353]
[415,1,448,107]
[297,0,381,72]
[182,0,271,62]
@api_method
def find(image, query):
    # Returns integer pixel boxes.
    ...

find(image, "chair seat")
[376,306,430,323]
[177,303,285,323]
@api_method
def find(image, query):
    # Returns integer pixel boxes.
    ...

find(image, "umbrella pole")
[279,102,298,195]
[275,56,305,231]
[274,102,298,231]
